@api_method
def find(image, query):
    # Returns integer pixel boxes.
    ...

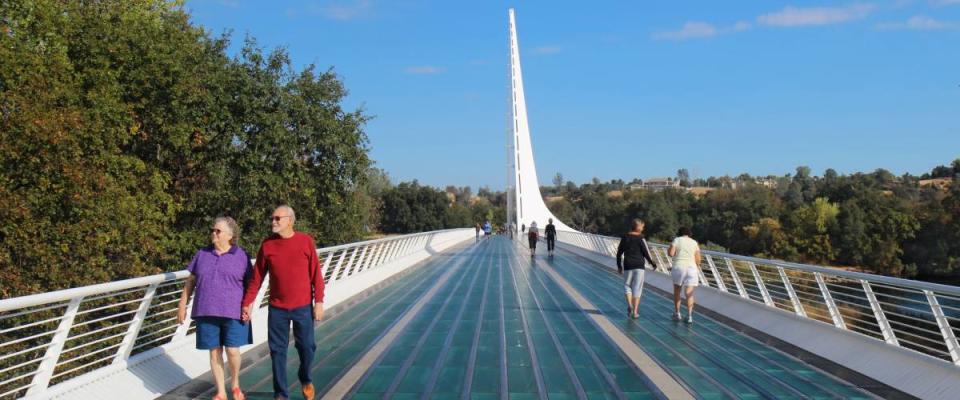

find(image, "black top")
[545,223,556,238]
[616,234,656,270]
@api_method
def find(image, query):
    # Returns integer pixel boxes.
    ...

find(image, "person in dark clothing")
[616,219,657,319]
[527,221,539,257]
[545,218,557,256]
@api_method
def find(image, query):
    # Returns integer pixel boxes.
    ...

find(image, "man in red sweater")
[242,205,324,400]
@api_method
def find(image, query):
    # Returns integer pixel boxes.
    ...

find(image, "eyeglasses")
[270,215,292,222]
[210,228,222,235]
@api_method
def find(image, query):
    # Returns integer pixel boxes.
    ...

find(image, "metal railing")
[0,229,472,399]
[556,230,960,367]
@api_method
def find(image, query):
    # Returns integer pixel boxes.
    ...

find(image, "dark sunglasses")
[270,215,291,222]
[210,228,222,234]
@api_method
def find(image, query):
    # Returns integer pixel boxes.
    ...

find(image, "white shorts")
[671,265,700,287]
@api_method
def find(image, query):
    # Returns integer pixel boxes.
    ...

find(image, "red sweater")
[242,232,325,310]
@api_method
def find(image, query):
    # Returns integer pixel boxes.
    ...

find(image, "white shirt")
[671,236,699,267]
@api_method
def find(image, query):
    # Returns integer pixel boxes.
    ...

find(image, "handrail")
[556,230,960,296]
[0,228,473,399]
[555,230,960,367]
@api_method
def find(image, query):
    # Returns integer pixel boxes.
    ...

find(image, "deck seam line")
[456,242,494,399]
[533,258,695,400]
[319,243,478,400]
[557,247,884,399]
[505,248,549,400]
[508,248,589,400]
[421,242,494,398]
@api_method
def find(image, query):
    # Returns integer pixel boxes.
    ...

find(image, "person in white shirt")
[668,227,701,323]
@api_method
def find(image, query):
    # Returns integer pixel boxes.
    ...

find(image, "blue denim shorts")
[196,316,253,349]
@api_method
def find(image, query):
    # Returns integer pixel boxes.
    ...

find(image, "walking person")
[241,206,325,400]
[527,221,539,257]
[545,218,557,257]
[177,217,253,400]
[483,220,493,238]
[669,227,702,323]
[475,222,481,242]
[615,219,657,319]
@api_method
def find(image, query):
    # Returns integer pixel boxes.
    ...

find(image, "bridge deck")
[165,237,882,400]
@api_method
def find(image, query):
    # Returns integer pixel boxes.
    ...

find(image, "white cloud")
[321,0,372,21]
[758,4,875,27]
[404,66,445,75]
[653,22,718,40]
[652,21,751,41]
[876,15,960,29]
[533,45,562,55]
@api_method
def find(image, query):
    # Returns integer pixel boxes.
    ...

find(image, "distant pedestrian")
[545,218,557,256]
[475,222,481,241]
[177,217,252,400]
[527,221,539,257]
[616,219,657,319]
[483,220,493,237]
[669,227,702,323]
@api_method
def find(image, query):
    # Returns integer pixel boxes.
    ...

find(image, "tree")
[553,172,564,191]
[0,0,372,296]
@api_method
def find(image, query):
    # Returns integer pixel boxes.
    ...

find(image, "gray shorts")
[624,269,645,297]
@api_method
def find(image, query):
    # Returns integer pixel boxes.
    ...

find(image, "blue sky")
[185,1,960,189]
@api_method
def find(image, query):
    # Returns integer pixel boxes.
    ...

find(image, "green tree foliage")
[0,0,371,297]
[549,162,957,281]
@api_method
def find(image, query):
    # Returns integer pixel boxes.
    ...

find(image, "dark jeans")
[547,236,556,251]
[268,305,316,398]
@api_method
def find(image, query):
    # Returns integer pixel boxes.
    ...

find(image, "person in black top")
[616,219,657,319]
[545,218,557,256]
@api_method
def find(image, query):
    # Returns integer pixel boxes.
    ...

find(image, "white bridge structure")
[2,9,959,400]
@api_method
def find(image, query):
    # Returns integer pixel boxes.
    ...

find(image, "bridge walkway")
[163,237,884,400]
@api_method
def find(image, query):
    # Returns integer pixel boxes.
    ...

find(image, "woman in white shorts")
[669,227,701,323]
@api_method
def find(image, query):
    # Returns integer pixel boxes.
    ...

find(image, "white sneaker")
[672,312,681,321]
[686,314,693,324]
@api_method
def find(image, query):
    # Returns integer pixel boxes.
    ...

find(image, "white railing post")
[705,255,727,292]
[328,249,350,284]
[253,275,270,309]
[26,297,82,396]
[748,262,774,307]
[355,244,373,274]
[724,258,749,299]
[861,280,899,346]
[342,246,362,276]
[366,242,384,270]
[318,251,334,282]
[113,283,159,364]
[777,267,807,317]
[924,290,960,365]
[381,239,397,263]
[815,272,846,329]
[173,292,194,341]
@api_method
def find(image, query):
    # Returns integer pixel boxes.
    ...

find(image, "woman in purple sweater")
[177,217,252,400]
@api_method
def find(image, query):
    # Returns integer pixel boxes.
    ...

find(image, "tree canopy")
[0,0,372,297]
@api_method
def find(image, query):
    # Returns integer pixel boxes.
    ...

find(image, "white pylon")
[506,8,574,234]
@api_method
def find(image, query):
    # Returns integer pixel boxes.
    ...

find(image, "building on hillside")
[628,177,680,191]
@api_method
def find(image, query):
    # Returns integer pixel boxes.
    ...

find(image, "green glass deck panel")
[345,239,658,400]
[541,248,876,400]
[204,237,881,399]
[234,243,466,399]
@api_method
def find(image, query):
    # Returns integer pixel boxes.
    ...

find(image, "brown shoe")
[302,383,315,400]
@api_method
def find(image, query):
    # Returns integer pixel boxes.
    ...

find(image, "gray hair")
[276,205,296,223]
[213,216,240,246]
